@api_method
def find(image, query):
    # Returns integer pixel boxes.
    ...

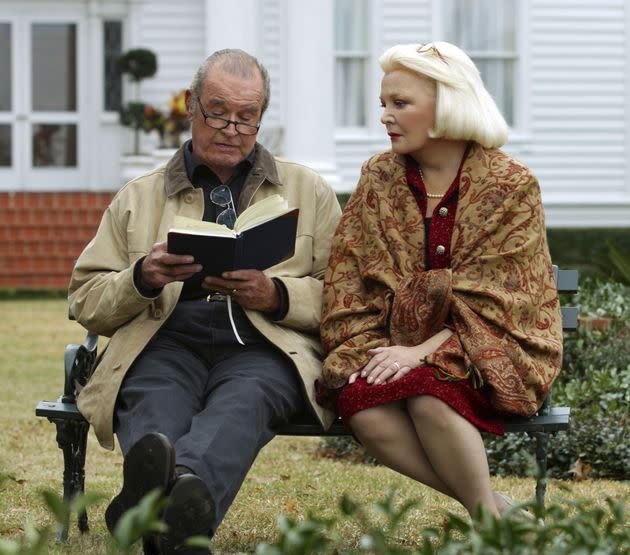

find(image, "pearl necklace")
[418,167,445,199]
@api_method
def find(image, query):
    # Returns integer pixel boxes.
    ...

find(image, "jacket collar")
[164,142,281,199]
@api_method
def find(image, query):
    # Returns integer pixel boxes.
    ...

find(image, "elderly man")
[69,49,340,554]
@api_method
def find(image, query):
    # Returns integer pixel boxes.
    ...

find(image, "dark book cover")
[167,208,299,278]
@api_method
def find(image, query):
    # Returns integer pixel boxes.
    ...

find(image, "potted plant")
[117,48,158,154]
[162,90,191,148]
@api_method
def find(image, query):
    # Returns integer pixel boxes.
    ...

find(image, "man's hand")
[140,241,202,290]
[203,270,280,313]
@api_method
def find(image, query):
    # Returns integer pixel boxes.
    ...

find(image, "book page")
[170,194,294,236]
[170,215,236,237]
[235,194,291,233]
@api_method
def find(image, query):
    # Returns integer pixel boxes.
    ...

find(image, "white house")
[1,0,629,228]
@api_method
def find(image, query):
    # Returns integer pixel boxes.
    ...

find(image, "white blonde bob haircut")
[379,42,508,149]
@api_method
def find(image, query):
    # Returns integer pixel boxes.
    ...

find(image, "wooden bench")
[36,266,578,541]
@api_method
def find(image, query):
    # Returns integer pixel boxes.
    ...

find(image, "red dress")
[335,154,504,436]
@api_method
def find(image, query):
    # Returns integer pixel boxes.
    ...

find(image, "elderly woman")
[318,42,563,518]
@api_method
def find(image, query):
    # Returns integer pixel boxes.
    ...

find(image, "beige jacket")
[69,144,341,449]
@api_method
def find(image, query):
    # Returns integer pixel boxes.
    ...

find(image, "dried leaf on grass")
[569,458,593,481]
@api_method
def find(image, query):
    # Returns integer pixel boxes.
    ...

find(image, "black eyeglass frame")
[195,96,261,136]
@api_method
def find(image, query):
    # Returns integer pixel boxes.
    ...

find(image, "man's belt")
[204,292,228,302]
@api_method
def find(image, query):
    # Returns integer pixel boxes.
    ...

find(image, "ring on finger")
[392,361,401,371]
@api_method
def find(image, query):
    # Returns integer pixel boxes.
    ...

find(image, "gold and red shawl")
[320,144,563,417]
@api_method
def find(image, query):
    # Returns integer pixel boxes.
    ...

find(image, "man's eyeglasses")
[210,185,237,229]
[196,96,260,136]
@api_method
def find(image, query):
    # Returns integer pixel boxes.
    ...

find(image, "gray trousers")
[114,300,303,532]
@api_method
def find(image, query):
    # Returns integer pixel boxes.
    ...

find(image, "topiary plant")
[117,47,158,154]
[117,48,158,82]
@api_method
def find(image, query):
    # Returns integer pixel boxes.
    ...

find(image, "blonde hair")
[379,42,508,148]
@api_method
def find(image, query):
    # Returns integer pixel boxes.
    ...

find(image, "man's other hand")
[141,241,202,289]
[203,270,280,313]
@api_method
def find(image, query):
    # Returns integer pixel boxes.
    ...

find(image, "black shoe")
[142,534,160,555]
[105,432,176,535]
[157,473,215,554]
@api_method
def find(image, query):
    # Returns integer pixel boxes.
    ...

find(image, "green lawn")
[0,299,628,554]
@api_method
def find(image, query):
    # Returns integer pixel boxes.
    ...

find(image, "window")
[334,0,369,128]
[442,0,517,126]
[103,20,122,112]
[0,22,11,167]
[32,23,77,111]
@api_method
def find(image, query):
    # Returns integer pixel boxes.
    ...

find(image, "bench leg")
[532,431,549,508]
[54,418,90,541]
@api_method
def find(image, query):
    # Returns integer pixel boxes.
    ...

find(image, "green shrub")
[571,277,630,321]
[257,488,630,554]
[560,323,630,381]
[486,319,630,480]
[546,228,630,279]
[4,483,629,554]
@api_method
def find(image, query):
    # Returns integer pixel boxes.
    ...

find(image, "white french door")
[0,14,86,190]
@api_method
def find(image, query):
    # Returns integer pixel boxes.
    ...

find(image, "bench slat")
[503,407,571,433]
[277,406,570,437]
[37,399,571,436]
[556,269,579,294]
[561,306,579,331]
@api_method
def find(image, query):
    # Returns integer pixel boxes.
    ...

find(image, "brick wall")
[0,192,115,289]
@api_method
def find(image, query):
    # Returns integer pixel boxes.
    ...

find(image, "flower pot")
[578,316,615,331]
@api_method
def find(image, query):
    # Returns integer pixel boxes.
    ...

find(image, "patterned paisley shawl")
[320,144,563,417]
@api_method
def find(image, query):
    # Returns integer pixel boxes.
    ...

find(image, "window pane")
[335,0,367,51]
[0,23,11,111]
[475,59,514,126]
[0,124,11,166]
[32,124,77,167]
[104,20,122,112]
[445,0,515,51]
[32,23,77,111]
[443,0,516,127]
[335,0,369,127]
[335,59,366,127]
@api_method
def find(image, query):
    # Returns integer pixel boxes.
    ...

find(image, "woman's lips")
[388,132,401,138]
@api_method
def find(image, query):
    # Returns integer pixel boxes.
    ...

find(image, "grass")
[1,298,629,554]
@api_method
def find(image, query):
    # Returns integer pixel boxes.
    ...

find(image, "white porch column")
[283,0,340,189]
[204,0,260,56]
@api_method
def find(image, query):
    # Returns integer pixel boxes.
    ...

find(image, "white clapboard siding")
[520,0,628,208]
[260,0,283,129]
[336,136,390,192]
[134,0,206,110]
[381,0,431,49]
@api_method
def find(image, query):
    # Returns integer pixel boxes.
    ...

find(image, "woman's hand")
[354,329,454,386]
[359,345,428,385]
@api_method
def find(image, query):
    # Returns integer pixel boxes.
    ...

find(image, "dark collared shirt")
[183,139,256,222]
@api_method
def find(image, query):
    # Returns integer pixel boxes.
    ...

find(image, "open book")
[167,194,299,278]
